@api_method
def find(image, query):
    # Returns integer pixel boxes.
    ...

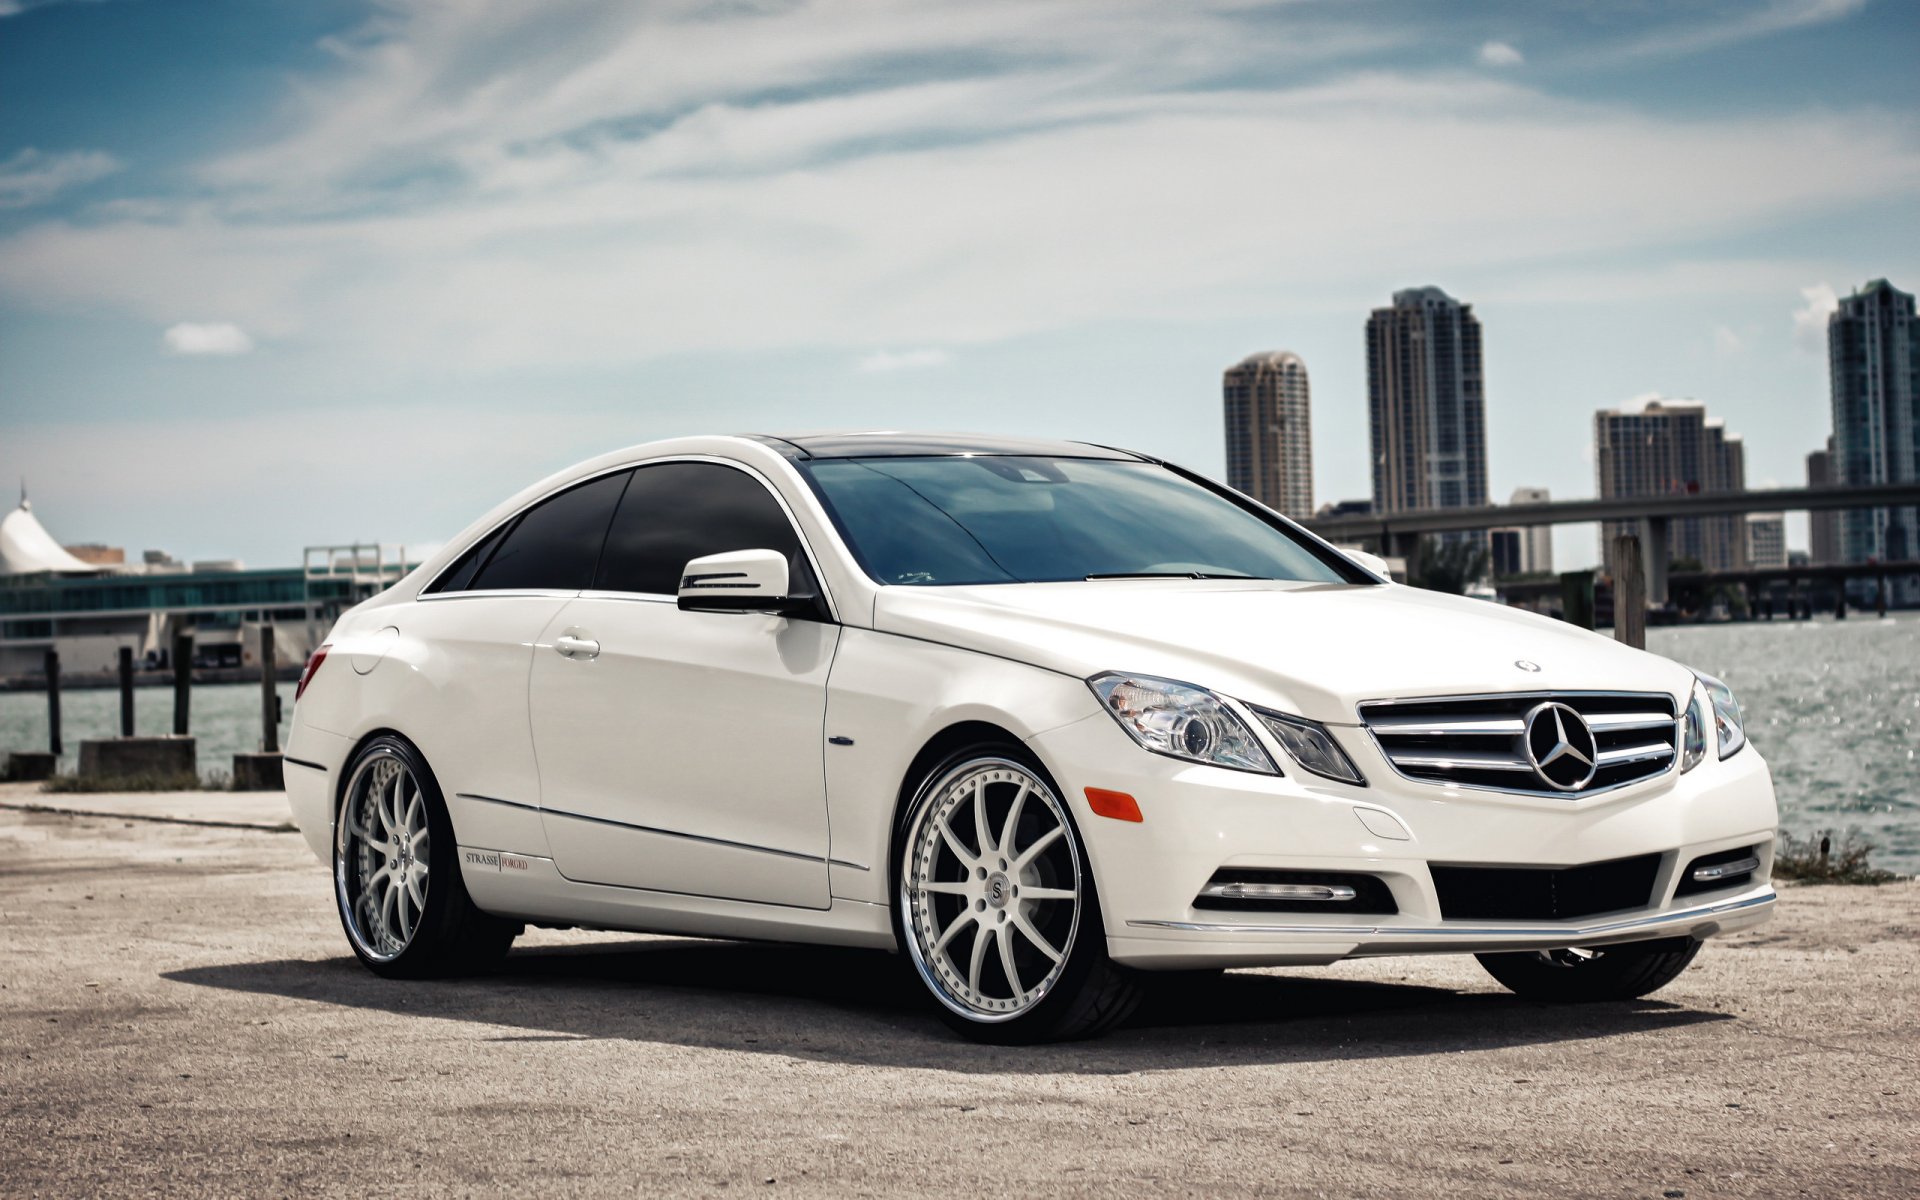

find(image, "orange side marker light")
[1085,787,1143,823]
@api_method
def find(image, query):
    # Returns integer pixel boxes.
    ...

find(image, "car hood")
[871,579,1694,723]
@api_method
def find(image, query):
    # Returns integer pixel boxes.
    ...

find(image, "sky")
[1,0,1916,569]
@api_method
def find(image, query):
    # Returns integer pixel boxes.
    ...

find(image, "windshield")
[797,456,1360,586]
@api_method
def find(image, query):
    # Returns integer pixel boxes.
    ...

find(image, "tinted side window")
[595,462,812,597]
[468,471,630,592]
[425,524,509,594]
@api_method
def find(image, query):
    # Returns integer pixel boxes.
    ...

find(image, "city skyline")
[1,1,1916,569]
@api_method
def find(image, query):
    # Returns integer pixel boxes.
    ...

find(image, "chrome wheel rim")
[901,758,1082,1022]
[335,752,430,962]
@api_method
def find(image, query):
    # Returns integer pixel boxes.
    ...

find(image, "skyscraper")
[1366,287,1488,522]
[1594,397,1747,574]
[1806,437,1840,565]
[1489,486,1554,577]
[1223,351,1313,518]
[1828,280,1918,583]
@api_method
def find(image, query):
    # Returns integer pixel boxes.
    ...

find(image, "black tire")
[893,742,1141,1044]
[334,735,519,979]
[1476,936,1703,1002]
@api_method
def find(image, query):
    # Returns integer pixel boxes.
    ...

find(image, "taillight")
[295,644,331,702]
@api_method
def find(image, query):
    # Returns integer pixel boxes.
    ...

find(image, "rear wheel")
[895,746,1140,1043]
[334,735,519,978]
[1476,937,1703,1002]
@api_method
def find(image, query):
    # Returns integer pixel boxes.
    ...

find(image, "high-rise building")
[1745,513,1787,569]
[1594,397,1747,574]
[1366,287,1488,525]
[1488,487,1554,577]
[1806,438,1840,565]
[1828,280,1918,584]
[1223,351,1313,517]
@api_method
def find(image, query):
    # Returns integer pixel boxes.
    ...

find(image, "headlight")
[1681,682,1710,772]
[1087,672,1275,773]
[1249,706,1366,785]
[1698,671,1747,760]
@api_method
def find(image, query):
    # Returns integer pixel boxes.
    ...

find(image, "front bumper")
[1029,710,1779,970]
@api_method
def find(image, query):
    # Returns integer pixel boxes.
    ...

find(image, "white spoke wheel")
[897,748,1140,1042]
[332,736,519,978]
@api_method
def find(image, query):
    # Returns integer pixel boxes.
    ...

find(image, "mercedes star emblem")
[1514,659,1541,672]
[1523,701,1599,791]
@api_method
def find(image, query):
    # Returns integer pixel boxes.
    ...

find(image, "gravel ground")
[2,789,1915,1198]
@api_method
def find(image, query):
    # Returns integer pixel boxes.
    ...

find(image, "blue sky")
[1,0,1916,568]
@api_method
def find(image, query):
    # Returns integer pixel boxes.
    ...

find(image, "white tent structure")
[0,495,100,576]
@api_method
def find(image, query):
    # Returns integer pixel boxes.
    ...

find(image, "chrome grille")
[1358,691,1679,797]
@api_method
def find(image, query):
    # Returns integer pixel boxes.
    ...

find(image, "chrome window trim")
[1356,689,1684,801]
[420,453,840,623]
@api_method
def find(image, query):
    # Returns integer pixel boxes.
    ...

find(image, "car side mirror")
[676,548,814,615]
[1343,549,1392,580]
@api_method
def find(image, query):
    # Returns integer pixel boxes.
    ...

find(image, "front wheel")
[895,746,1140,1043]
[1476,937,1703,1002]
[334,735,519,978]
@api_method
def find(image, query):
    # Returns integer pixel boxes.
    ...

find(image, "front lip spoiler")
[1125,889,1775,938]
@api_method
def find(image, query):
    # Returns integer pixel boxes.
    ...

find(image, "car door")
[528,458,838,909]
[408,470,632,837]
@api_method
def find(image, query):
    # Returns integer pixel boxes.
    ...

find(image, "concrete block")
[231,752,285,792]
[6,751,57,782]
[77,737,197,783]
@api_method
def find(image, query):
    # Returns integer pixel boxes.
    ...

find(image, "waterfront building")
[1745,513,1788,569]
[1594,397,1747,575]
[0,494,406,682]
[1223,351,1313,518]
[1366,287,1489,533]
[1806,438,1841,564]
[1489,487,1554,577]
[1827,279,1918,599]
[1314,498,1373,519]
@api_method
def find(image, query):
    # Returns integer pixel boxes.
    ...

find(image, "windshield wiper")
[1084,572,1265,581]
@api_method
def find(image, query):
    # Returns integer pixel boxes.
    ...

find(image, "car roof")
[744,431,1147,461]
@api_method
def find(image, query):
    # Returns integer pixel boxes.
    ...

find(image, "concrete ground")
[2,784,1915,1198]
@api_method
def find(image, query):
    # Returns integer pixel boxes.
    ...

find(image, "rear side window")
[595,462,813,597]
[425,524,508,594]
[465,471,630,592]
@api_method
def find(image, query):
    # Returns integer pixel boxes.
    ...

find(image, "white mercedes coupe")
[286,433,1778,1042]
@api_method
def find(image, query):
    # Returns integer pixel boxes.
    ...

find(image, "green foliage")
[1773,828,1903,884]
[1410,536,1489,595]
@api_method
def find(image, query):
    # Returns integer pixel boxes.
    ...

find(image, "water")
[1649,614,1919,871]
[3,617,1914,867]
[1,682,293,781]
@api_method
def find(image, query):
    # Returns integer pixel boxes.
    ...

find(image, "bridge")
[1301,481,1920,604]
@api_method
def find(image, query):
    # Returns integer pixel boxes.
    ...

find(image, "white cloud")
[1478,41,1523,67]
[0,4,1916,376]
[856,348,951,373]
[161,322,255,356]
[0,148,119,209]
[1792,282,1838,352]
[1712,323,1743,356]
[1615,0,1865,59]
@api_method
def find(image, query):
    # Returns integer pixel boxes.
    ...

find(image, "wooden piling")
[1612,535,1646,649]
[260,625,279,755]
[117,646,135,737]
[172,632,193,736]
[1558,570,1595,630]
[45,648,62,757]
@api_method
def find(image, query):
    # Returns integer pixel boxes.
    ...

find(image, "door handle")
[554,634,600,660]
